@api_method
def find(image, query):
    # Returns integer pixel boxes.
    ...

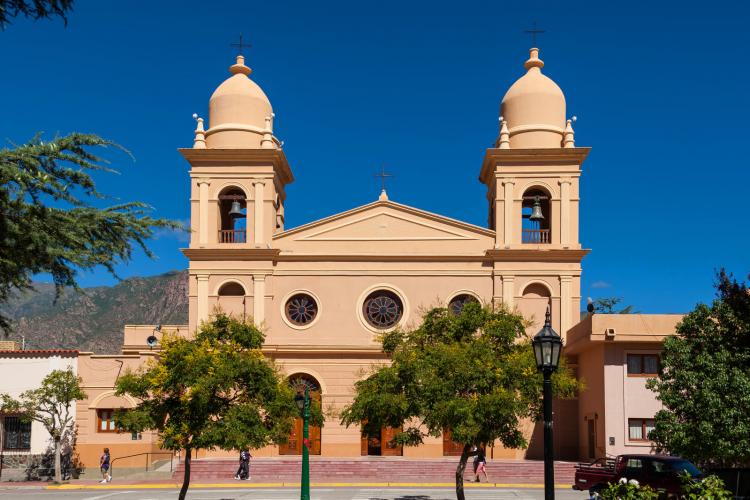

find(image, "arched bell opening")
[279,374,322,456]
[218,187,247,243]
[522,188,551,244]
[216,281,247,319]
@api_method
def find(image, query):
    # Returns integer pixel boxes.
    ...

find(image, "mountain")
[0,271,188,354]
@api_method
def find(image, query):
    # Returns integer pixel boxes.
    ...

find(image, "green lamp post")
[294,387,311,500]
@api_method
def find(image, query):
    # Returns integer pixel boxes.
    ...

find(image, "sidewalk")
[0,478,573,490]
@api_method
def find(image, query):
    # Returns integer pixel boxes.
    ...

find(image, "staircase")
[173,457,577,484]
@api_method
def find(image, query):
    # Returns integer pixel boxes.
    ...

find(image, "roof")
[565,314,683,355]
[0,349,79,358]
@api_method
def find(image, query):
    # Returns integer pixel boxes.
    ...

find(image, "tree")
[116,313,311,500]
[592,296,638,314]
[0,0,74,29]
[0,368,86,482]
[647,270,750,468]
[0,133,181,332]
[340,301,579,500]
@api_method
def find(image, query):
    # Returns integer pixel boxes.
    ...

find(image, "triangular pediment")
[274,200,494,255]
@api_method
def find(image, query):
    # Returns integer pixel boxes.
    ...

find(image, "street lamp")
[532,305,562,500]
[294,387,311,500]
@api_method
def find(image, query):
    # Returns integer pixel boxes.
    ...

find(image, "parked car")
[573,454,702,496]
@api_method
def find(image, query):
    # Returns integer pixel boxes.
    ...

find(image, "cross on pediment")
[374,165,393,192]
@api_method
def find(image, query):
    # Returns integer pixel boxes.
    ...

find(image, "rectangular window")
[3,416,31,450]
[627,354,659,376]
[628,418,655,441]
[96,409,120,433]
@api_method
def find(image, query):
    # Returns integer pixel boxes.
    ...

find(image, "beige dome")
[500,48,566,149]
[205,55,274,149]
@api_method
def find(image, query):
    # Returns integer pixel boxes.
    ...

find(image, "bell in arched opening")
[529,196,544,222]
[228,200,246,218]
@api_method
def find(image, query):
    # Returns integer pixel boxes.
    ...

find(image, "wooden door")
[381,426,403,456]
[279,418,321,455]
[442,428,464,456]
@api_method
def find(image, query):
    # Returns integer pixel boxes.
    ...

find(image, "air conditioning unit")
[605,328,616,338]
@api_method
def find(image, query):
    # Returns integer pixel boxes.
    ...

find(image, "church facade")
[72,47,676,469]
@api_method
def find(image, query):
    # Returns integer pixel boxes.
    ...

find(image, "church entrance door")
[360,425,403,456]
[279,374,322,456]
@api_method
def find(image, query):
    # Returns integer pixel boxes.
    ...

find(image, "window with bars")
[628,418,655,441]
[3,416,31,450]
[627,354,660,376]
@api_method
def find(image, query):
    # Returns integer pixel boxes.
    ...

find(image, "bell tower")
[480,48,590,338]
[180,54,294,333]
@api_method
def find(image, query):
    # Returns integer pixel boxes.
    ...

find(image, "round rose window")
[363,290,403,329]
[285,293,318,326]
[449,294,478,315]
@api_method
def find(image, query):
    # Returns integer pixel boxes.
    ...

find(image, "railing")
[110,451,174,478]
[522,229,550,244]
[218,229,246,243]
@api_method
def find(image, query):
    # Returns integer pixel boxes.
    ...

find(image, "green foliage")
[341,301,579,499]
[598,479,659,499]
[593,297,638,314]
[116,313,302,452]
[680,472,733,500]
[0,0,74,29]
[0,133,183,333]
[0,368,86,482]
[647,270,750,467]
[116,313,308,499]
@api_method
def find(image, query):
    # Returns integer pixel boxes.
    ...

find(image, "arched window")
[521,282,552,333]
[217,281,245,296]
[522,188,551,244]
[280,374,322,456]
[218,187,247,243]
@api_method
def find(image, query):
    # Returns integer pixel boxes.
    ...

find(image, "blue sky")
[2,0,748,313]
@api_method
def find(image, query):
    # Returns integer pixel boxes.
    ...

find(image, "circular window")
[363,290,403,329]
[449,294,479,315]
[285,294,318,326]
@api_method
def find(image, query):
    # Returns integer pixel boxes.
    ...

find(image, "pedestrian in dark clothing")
[235,449,251,480]
[473,445,487,482]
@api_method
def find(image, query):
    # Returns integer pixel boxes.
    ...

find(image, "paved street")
[0,486,589,499]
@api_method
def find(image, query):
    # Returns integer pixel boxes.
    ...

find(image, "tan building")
[72,46,680,467]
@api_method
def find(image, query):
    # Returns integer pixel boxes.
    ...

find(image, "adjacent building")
[0,345,77,480]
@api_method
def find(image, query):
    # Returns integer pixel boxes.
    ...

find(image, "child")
[99,447,111,483]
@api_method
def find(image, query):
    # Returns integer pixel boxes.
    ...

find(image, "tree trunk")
[53,436,62,483]
[455,444,472,500]
[178,448,191,500]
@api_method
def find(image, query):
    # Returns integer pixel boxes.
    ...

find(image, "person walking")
[235,449,251,480]
[99,447,111,483]
[473,445,488,483]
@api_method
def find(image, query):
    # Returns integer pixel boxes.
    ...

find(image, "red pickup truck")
[573,454,702,496]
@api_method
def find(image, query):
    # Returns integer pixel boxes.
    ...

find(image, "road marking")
[84,492,134,500]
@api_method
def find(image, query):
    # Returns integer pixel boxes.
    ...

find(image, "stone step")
[173,458,576,483]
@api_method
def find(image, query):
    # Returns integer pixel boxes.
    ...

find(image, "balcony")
[218,230,246,243]
[522,229,550,244]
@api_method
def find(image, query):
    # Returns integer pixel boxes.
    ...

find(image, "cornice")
[484,248,590,263]
[262,344,387,356]
[181,247,589,264]
[178,148,294,185]
[479,147,591,185]
[181,248,281,261]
